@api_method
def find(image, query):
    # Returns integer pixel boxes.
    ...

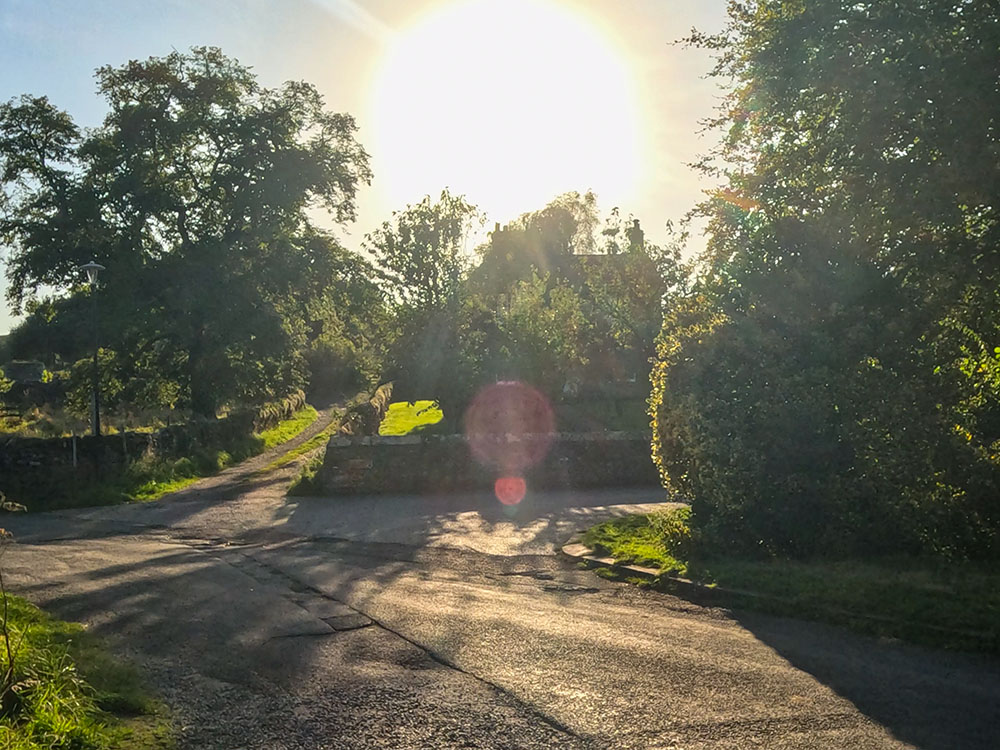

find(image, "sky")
[0,0,728,335]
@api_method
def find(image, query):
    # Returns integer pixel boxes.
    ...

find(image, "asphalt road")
[3,435,998,749]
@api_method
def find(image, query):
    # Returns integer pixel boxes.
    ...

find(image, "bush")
[650,255,1000,561]
[648,506,694,561]
[171,457,197,478]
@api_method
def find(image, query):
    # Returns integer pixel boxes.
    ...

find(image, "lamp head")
[79,260,106,285]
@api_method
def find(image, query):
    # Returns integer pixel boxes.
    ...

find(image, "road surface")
[2,436,997,749]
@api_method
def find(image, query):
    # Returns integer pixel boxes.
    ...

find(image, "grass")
[255,413,341,476]
[378,400,443,436]
[256,405,318,450]
[126,475,202,503]
[582,513,688,574]
[581,510,1000,653]
[0,594,172,749]
[287,454,325,496]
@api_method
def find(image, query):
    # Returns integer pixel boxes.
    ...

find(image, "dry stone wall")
[0,391,305,508]
[318,432,659,495]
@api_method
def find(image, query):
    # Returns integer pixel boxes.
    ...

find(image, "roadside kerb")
[560,539,999,648]
[560,540,736,599]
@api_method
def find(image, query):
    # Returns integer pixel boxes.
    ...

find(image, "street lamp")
[80,261,105,437]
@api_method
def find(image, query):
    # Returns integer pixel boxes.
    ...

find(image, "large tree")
[363,190,482,412]
[652,1,1000,559]
[0,47,372,416]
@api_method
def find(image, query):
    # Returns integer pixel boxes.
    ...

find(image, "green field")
[378,400,444,436]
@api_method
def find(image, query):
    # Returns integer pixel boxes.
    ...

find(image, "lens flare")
[494,476,527,505]
[463,381,555,474]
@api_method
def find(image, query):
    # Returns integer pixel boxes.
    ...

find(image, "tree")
[471,191,599,297]
[495,273,592,392]
[363,190,482,417]
[0,47,373,417]
[689,1,999,302]
[302,241,388,397]
[651,1,1000,559]
[364,190,482,310]
[65,348,123,419]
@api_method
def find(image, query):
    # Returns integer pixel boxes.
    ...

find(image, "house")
[2,360,46,383]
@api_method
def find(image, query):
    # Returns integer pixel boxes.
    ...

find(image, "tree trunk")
[188,333,219,420]
[189,378,217,420]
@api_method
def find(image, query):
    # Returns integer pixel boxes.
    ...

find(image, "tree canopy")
[364,189,483,310]
[651,1,1000,560]
[376,190,672,416]
[0,47,374,416]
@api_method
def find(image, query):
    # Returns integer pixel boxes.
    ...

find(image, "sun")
[370,0,642,222]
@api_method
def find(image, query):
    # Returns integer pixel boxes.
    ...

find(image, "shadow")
[659,591,1000,750]
[278,484,673,558]
[13,410,996,746]
[6,511,1000,748]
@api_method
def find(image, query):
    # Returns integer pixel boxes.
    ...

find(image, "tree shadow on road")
[666,588,1000,750]
[277,485,671,558]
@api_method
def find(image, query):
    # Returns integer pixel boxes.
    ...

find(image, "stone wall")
[0,390,305,508]
[0,432,153,507]
[318,432,659,495]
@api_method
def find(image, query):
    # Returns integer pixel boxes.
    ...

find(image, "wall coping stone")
[327,430,652,449]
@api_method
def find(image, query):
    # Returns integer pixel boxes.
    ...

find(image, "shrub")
[648,506,694,560]
[172,457,197,478]
[650,258,1000,561]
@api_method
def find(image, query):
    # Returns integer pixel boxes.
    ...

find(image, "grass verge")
[581,511,1000,653]
[0,594,172,749]
[378,401,443,436]
[256,405,318,450]
[287,454,325,496]
[255,414,341,476]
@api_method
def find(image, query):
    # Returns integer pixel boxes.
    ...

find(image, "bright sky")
[0,0,727,334]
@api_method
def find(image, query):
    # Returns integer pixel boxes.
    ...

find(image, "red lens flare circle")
[463,381,555,474]
[494,476,527,506]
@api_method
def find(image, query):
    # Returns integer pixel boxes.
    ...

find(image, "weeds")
[287,455,325,496]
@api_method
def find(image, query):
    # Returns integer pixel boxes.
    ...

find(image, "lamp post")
[80,261,105,437]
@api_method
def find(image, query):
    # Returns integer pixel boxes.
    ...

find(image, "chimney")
[627,219,644,252]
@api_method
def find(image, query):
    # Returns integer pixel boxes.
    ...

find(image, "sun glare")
[370,0,642,221]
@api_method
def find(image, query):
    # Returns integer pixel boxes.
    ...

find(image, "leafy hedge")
[651,2,1000,562]
[650,242,1000,561]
